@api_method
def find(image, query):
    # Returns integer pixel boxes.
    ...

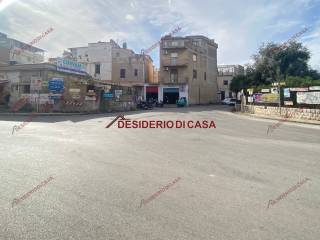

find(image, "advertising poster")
[253,93,263,103]
[261,93,279,103]
[283,88,290,98]
[297,92,320,104]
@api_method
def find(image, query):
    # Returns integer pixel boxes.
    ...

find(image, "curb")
[0,112,105,117]
[235,112,320,126]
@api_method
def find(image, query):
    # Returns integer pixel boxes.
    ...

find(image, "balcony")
[162,59,188,68]
[162,41,186,49]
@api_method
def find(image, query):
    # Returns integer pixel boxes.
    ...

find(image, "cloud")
[0,0,319,70]
[125,14,135,21]
[0,0,17,11]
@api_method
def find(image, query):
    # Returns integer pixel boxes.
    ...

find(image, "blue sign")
[104,92,113,98]
[48,78,64,93]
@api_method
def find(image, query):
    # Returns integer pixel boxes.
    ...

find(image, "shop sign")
[115,90,123,97]
[69,88,81,93]
[57,58,87,75]
[261,89,270,93]
[85,96,96,101]
[284,101,294,106]
[104,92,113,98]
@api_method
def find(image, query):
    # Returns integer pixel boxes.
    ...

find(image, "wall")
[240,105,320,121]
[74,43,113,81]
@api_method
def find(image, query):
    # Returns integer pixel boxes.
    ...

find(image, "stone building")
[0,62,99,113]
[68,41,154,101]
[159,35,219,104]
[217,65,245,101]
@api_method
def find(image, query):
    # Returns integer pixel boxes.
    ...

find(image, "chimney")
[123,42,127,49]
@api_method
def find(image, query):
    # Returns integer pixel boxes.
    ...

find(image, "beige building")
[111,45,154,86]
[159,35,219,104]
[217,65,244,100]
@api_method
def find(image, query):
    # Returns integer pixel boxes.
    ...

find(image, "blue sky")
[0,0,319,70]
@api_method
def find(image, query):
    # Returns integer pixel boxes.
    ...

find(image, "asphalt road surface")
[1,106,319,240]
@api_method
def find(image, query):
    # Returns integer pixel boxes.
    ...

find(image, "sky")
[0,0,319,70]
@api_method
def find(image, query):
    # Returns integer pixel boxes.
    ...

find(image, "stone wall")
[239,104,320,121]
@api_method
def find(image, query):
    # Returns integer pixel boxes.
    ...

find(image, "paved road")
[1,106,319,240]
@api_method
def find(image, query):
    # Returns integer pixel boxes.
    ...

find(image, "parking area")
[1,105,320,240]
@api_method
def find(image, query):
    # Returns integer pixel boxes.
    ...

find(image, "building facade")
[0,32,44,65]
[111,46,154,86]
[0,63,99,113]
[68,40,119,82]
[217,65,244,100]
[68,41,154,101]
[159,35,219,105]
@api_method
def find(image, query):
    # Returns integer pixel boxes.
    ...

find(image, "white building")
[0,32,44,65]
[217,65,244,100]
[68,40,120,82]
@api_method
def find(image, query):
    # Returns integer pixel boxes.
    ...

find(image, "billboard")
[297,92,320,104]
[261,93,279,103]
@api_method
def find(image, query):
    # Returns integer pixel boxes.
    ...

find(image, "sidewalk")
[236,112,320,126]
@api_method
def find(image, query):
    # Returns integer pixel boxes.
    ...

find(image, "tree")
[230,75,246,93]
[236,41,320,90]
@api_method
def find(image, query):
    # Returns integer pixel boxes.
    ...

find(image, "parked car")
[176,97,187,107]
[222,98,237,106]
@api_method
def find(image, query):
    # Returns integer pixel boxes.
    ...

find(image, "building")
[217,65,244,100]
[0,62,99,113]
[68,40,119,82]
[0,32,45,65]
[159,35,219,105]
[68,41,154,100]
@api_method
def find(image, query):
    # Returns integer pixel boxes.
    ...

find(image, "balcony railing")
[162,59,188,67]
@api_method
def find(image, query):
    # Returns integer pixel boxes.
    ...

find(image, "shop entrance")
[163,88,179,104]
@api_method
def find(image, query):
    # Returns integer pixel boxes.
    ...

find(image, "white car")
[222,98,237,106]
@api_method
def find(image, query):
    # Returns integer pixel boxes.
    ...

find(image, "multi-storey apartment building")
[68,40,119,82]
[68,41,153,85]
[0,32,44,65]
[68,41,154,100]
[159,35,219,104]
[111,45,154,86]
[217,65,244,100]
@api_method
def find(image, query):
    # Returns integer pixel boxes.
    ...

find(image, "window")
[229,92,233,98]
[224,80,229,86]
[170,69,178,83]
[23,85,30,93]
[134,69,138,77]
[193,54,197,62]
[95,64,100,74]
[193,70,197,80]
[204,72,207,80]
[120,69,126,78]
[116,52,120,57]
[171,53,178,58]
[172,41,178,47]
